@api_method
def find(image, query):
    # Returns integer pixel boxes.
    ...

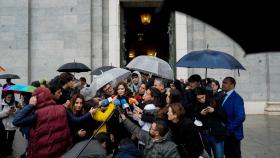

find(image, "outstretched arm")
[92,103,115,121]
[120,114,150,145]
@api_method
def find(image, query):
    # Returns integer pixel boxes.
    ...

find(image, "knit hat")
[80,85,96,101]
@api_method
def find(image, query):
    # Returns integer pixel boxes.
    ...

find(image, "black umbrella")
[90,66,116,75]
[57,62,91,73]
[158,0,280,55]
[0,74,20,79]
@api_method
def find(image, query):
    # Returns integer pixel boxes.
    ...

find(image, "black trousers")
[224,135,241,158]
[0,130,16,155]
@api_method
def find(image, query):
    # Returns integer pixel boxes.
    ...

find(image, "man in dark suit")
[222,77,245,158]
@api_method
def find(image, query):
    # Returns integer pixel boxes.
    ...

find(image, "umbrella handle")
[238,69,240,76]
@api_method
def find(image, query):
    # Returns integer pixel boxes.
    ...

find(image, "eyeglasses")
[103,85,112,92]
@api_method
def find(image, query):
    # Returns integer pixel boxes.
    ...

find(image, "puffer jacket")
[123,118,180,158]
[27,87,72,158]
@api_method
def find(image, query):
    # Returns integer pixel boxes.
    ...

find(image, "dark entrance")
[120,7,170,66]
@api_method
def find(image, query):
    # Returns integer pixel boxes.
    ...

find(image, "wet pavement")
[242,115,280,158]
[6,115,280,158]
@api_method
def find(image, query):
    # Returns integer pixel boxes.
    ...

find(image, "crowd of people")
[0,71,245,158]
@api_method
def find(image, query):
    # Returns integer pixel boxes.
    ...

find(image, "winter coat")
[69,110,97,144]
[91,103,115,134]
[195,98,228,141]
[129,71,142,94]
[28,87,72,158]
[169,117,203,158]
[0,99,18,130]
[222,90,245,140]
[123,118,180,158]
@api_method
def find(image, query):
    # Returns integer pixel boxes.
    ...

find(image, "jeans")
[202,133,224,158]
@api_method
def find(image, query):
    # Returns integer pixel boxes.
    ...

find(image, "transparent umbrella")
[91,66,116,75]
[91,67,131,90]
[126,55,174,80]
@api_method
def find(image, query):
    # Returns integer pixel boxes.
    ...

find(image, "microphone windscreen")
[121,99,129,108]
[120,99,127,105]
[100,99,109,107]
[129,98,138,105]
[114,99,121,106]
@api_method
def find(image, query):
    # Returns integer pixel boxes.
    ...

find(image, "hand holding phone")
[206,106,214,113]
[200,108,208,115]
[9,106,16,113]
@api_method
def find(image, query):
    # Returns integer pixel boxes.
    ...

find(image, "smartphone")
[203,108,208,111]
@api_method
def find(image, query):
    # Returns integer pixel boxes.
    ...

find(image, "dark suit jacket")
[222,90,245,140]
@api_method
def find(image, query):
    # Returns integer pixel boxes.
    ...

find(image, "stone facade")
[0,0,280,114]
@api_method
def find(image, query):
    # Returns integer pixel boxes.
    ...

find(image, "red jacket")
[27,87,72,158]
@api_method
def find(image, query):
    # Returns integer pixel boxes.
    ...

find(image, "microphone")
[134,95,142,101]
[114,99,123,114]
[99,96,115,107]
[128,98,139,106]
[128,98,139,111]
[99,99,110,107]
[114,99,121,106]
[121,99,131,112]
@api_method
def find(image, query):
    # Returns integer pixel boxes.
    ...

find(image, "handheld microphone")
[114,99,123,113]
[99,99,109,107]
[134,95,142,101]
[128,98,139,106]
[99,96,114,107]
[121,99,131,112]
[128,98,138,111]
[114,99,121,106]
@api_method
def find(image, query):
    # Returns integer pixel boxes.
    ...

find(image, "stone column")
[92,0,104,71]
[108,0,120,67]
[175,12,188,80]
